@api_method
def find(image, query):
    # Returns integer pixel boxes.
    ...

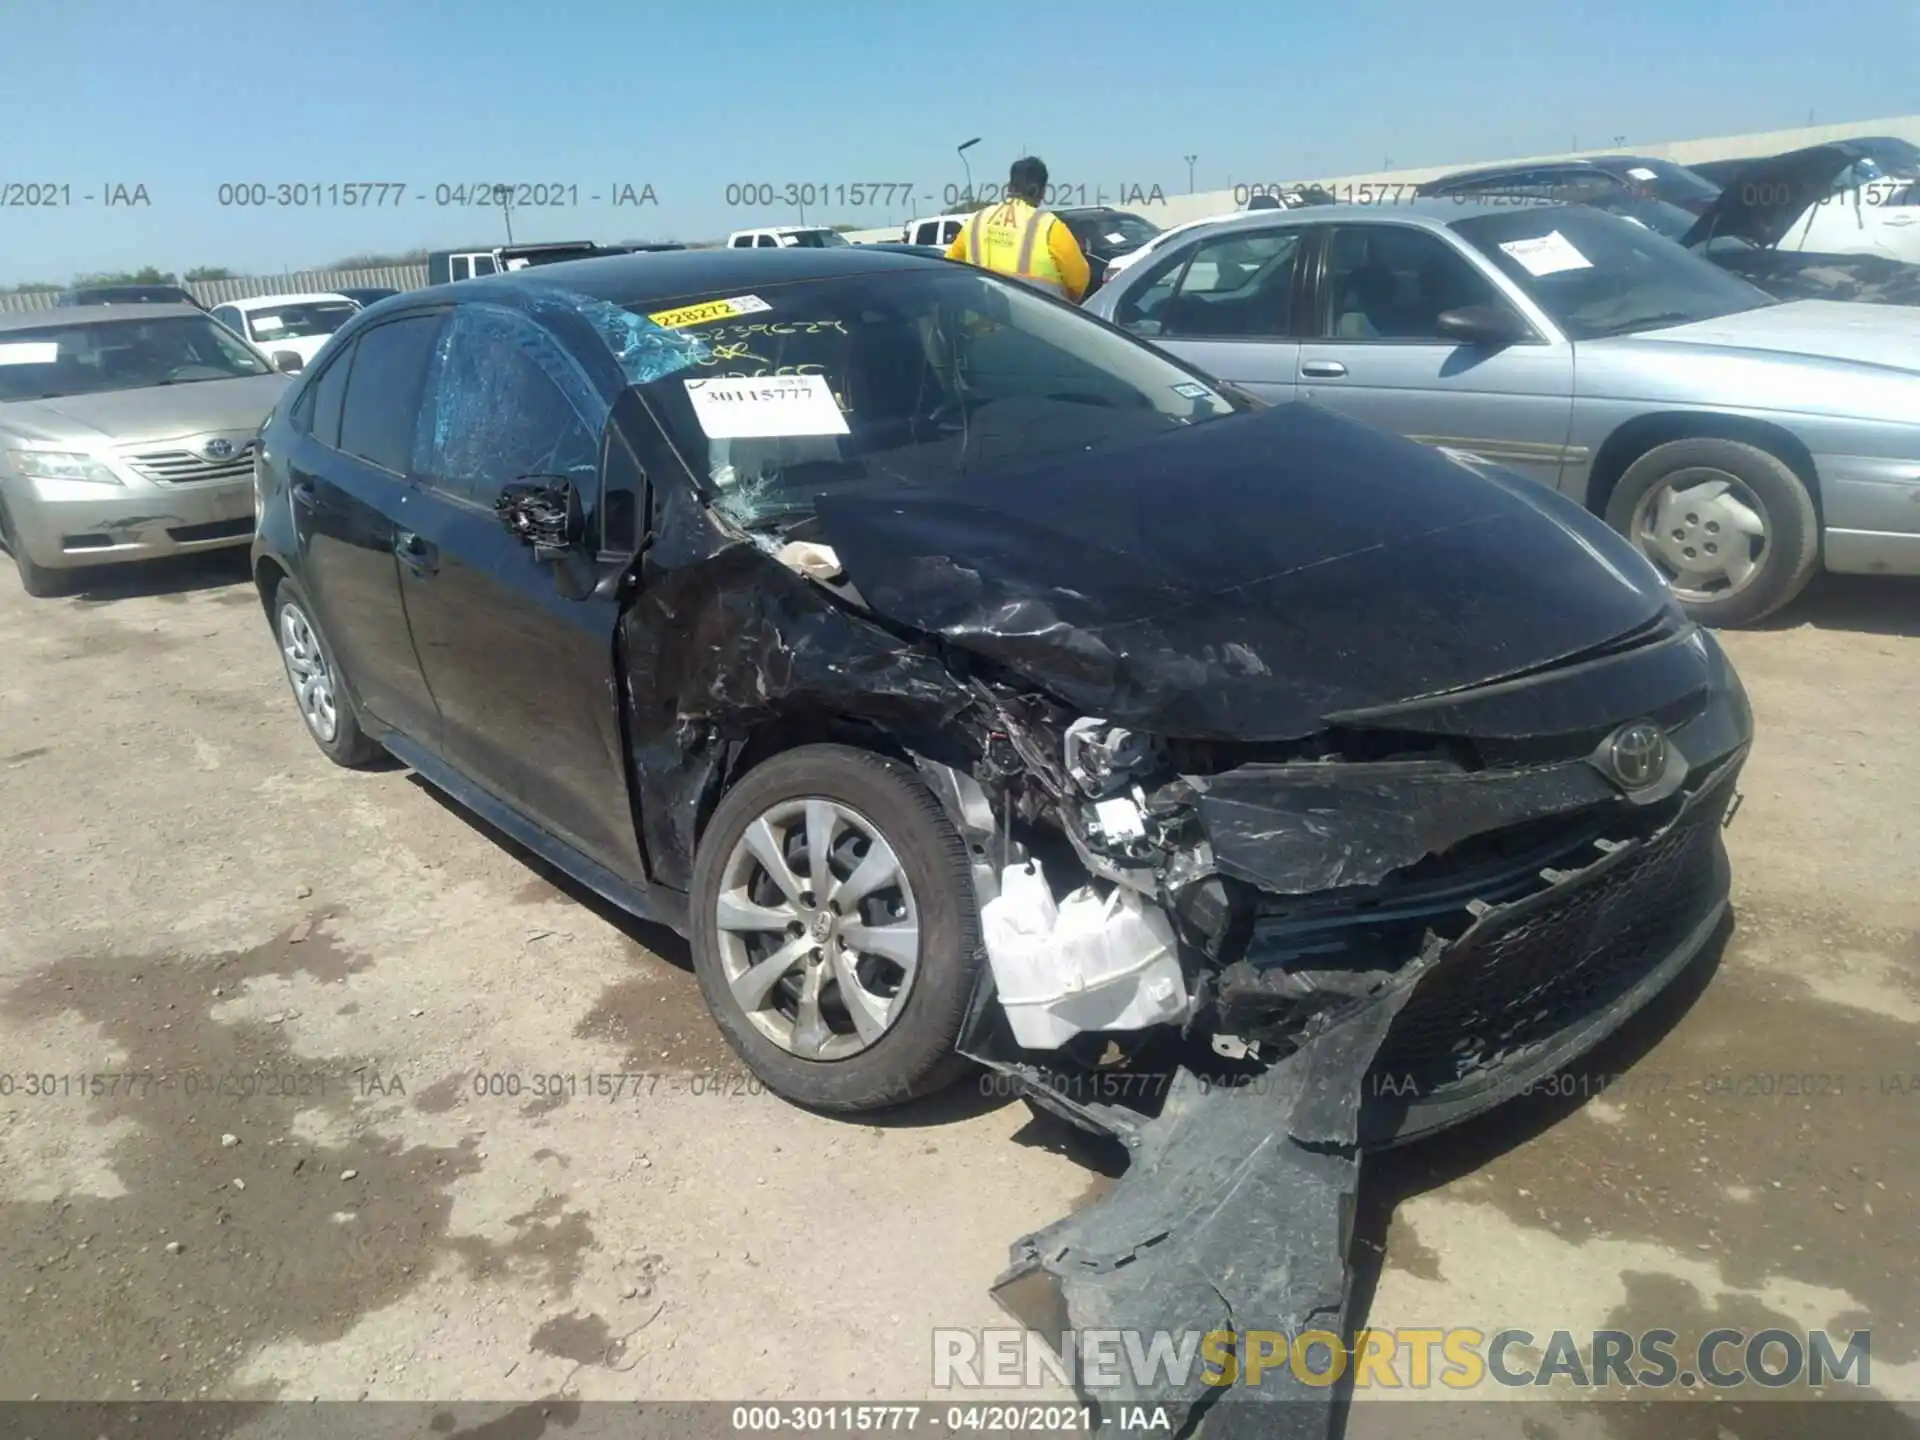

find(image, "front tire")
[689,744,984,1112]
[272,577,383,768]
[1,508,75,597]
[1604,437,1818,628]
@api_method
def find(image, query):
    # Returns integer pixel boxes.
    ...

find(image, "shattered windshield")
[617,268,1237,529]
[1451,206,1774,340]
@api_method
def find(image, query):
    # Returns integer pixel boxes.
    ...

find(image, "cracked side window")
[412,306,601,507]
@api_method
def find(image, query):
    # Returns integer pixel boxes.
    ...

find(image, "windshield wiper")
[1588,311,1699,337]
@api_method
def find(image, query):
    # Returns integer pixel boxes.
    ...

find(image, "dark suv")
[251,248,1748,1148]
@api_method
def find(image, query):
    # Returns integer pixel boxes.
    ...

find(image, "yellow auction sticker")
[648,294,773,329]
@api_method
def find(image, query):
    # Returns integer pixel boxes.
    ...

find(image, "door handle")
[393,530,438,576]
[1301,361,1348,378]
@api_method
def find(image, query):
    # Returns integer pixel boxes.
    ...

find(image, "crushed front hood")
[816,405,1670,740]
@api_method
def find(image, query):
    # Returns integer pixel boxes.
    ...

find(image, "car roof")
[231,292,355,309]
[0,302,208,332]
[1162,199,1507,239]
[427,246,944,308]
[1427,158,1618,187]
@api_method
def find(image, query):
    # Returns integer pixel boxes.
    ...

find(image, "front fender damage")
[613,475,1742,1438]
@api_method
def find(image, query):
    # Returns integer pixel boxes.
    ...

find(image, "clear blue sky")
[2,0,1914,283]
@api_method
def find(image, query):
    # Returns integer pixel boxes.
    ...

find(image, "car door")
[1295,221,1575,487]
[285,316,444,739]
[1105,225,1310,403]
[395,302,645,878]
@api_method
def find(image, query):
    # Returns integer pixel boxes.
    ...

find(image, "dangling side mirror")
[496,476,586,562]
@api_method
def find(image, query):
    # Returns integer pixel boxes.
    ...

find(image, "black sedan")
[251,248,1749,1147]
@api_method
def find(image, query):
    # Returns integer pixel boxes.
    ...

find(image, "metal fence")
[0,263,429,313]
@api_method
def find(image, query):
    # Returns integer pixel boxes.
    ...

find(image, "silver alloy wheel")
[278,602,339,744]
[714,797,920,1060]
[1628,466,1771,602]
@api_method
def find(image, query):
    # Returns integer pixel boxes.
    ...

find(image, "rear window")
[247,302,359,343]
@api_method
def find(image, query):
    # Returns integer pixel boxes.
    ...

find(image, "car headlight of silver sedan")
[8,448,123,486]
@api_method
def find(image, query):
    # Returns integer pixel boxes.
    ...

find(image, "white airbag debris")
[775,540,844,582]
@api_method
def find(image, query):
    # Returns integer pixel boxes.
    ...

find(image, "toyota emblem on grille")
[203,438,234,460]
[1607,722,1669,790]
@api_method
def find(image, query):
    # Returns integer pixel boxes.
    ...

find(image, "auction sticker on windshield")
[649,295,773,329]
[685,374,850,439]
[0,342,59,365]
[1498,231,1593,277]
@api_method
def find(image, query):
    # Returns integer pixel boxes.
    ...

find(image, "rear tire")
[271,577,383,768]
[689,744,983,1113]
[1604,437,1818,628]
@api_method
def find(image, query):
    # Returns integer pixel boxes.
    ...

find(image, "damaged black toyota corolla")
[253,247,1748,1423]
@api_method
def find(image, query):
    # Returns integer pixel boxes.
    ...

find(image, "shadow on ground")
[61,548,255,605]
[1758,573,1920,639]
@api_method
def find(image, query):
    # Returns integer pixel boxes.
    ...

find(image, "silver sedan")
[0,304,292,595]
[1084,199,1920,626]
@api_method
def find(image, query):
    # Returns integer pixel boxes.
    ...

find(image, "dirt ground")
[0,549,1916,1438]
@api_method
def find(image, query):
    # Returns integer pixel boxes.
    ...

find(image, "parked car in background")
[55,284,204,309]
[1101,212,1240,282]
[430,248,504,284]
[427,242,627,285]
[1085,200,1920,626]
[0,304,291,595]
[1418,157,1920,307]
[1688,136,1920,190]
[902,214,970,248]
[337,287,399,308]
[725,226,850,249]
[1053,207,1161,294]
[249,247,1749,1173]
[1683,141,1919,265]
[209,293,362,369]
[1420,155,1723,216]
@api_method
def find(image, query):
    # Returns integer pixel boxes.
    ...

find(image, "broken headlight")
[1063,717,1161,797]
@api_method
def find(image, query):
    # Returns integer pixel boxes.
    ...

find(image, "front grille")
[167,517,252,544]
[124,444,255,485]
[1368,763,1735,1098]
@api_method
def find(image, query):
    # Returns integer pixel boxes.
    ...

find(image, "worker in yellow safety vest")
[945,156,1092,302]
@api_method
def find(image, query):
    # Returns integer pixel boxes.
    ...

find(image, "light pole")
[957,137,981,206]
[492,183,515,245]
[1183,154,1197,193]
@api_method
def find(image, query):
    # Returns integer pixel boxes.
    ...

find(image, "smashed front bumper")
[968,655,1748,1435]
